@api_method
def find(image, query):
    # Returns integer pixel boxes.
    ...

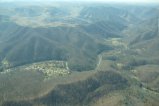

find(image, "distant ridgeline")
[0,22,113,72]
[0,3,158,71]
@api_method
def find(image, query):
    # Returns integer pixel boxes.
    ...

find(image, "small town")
[24,61,71,77]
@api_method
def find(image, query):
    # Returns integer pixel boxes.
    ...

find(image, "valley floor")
[0,37,159,106]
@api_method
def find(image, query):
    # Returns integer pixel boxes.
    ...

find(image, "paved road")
[66,62,69,70]
[96,54,102,70]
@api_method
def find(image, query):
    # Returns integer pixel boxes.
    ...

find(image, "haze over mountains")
[0,1,159,106]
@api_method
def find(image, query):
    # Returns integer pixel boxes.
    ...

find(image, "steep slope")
[0,3,159,106]
[2,71,130,106]
[0,21,114,71]
[79,6,126,23]
[124,17,159,57]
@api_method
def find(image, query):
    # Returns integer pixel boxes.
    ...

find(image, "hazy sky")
[1,0,159,3]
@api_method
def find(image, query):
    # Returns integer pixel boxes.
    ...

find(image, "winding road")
[96,54,102,70]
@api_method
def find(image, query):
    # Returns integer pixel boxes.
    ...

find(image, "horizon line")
[0,0,159,3]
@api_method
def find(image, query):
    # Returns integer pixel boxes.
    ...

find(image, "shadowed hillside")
[0,2,159,106]
[2,71,130,106]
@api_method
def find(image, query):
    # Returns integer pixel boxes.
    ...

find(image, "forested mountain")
[0,2,159,106]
